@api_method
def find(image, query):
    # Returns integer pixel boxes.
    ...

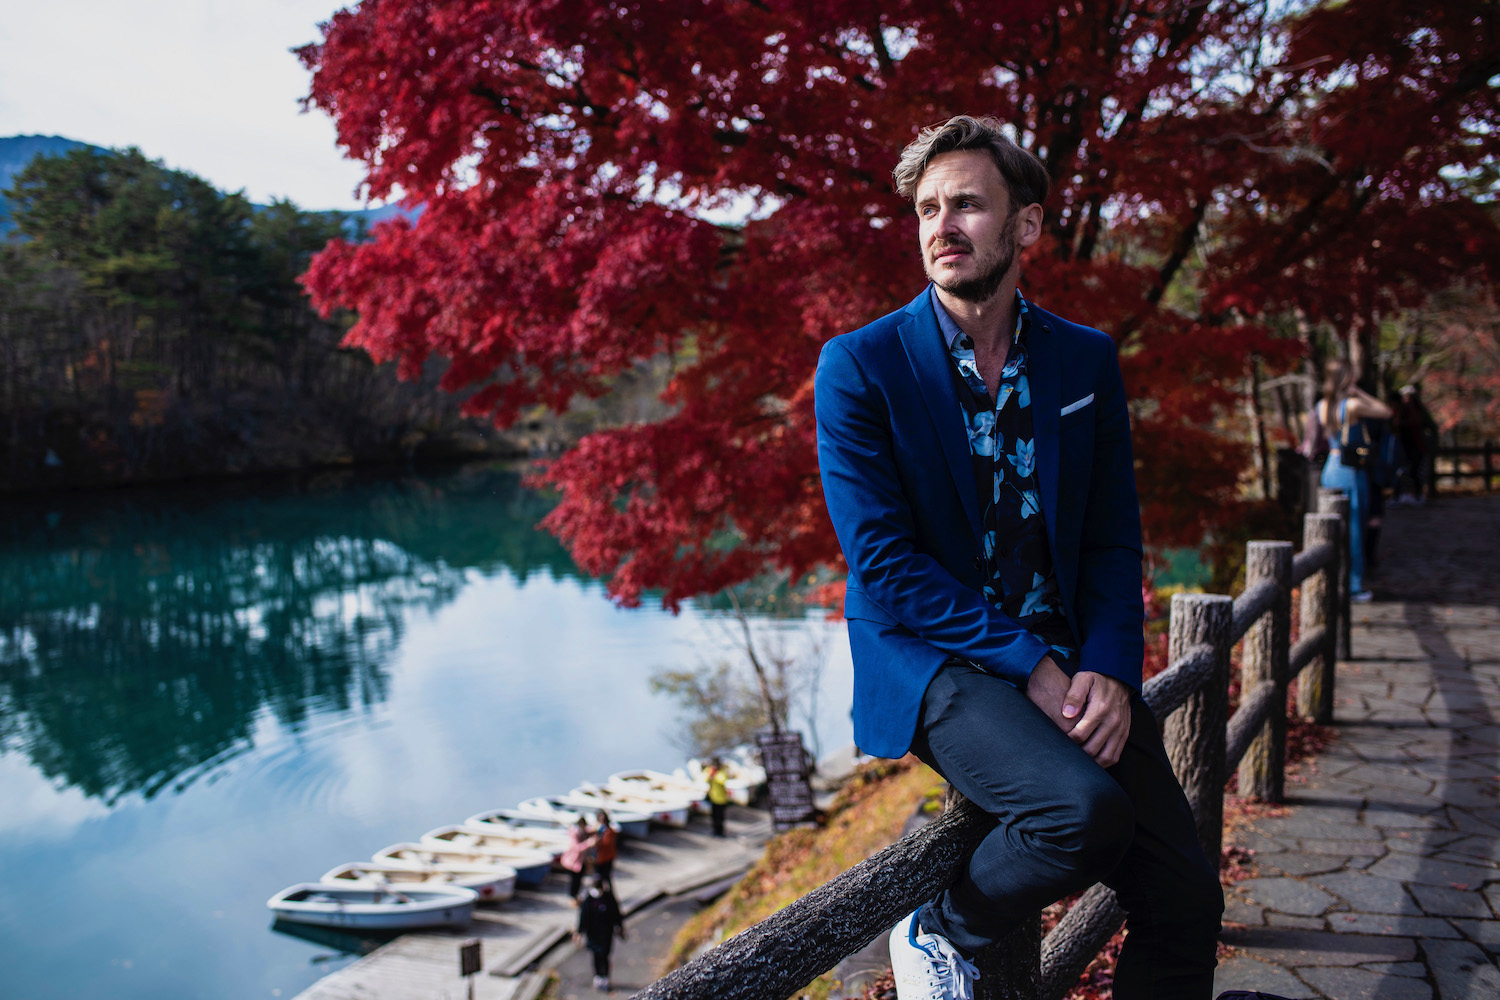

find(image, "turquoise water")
[0,464,852,1000]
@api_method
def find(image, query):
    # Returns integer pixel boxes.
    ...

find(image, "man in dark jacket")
[815,114,1222,1000]
[575,875,626,992]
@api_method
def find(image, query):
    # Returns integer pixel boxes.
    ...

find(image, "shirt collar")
[933,288,1030,353]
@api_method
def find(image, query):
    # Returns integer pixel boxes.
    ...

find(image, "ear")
[1015,202,1044,248]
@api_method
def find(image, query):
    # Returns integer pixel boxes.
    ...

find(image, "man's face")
[915,149,1021,304]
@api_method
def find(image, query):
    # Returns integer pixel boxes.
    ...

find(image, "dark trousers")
[588,942,612,977]
[910,661,1223,1000]
[710,801,727,836]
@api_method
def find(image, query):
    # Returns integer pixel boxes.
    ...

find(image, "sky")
[0,0,380,211]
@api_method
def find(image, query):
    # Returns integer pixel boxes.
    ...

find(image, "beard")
[925,209,1019,304]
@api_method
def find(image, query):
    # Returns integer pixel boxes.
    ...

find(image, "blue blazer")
[814,287,1145,759]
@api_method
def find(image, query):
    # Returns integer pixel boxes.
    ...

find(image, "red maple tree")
[297,1,1499,608]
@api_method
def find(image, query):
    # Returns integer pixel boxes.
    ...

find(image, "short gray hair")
[892,115,1050,210]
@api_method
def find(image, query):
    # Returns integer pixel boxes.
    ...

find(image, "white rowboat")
[569,781,694,828]
[462,811,573,858]
[608,768,711,814]
[375,842,539,889]
[419,826,555,886]
[267,883,475,930]
[516,796,651,838]
[320,860,515,903]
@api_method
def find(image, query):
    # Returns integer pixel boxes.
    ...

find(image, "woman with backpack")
[1312,359,1392,601]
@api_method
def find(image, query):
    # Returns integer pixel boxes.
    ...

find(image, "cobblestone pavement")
[1215,494,1500,999]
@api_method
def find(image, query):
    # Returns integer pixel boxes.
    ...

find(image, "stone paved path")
[1215,494,1500,999]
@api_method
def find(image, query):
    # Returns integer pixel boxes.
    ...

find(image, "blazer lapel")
[897,287,980,539]
[1028,312,1062,561]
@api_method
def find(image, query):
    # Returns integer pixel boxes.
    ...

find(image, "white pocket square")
[1060,393,1094,417]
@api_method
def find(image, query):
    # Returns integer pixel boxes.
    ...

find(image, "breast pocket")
[1062,389,1098,425]
[1060,400,1095,437]
[1058,398,1096,497]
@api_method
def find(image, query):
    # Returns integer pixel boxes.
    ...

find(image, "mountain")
[0,134,414,237]
[0,135,98,230]
[0,135,95,189]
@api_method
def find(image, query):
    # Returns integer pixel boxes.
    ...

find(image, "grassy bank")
[663,757,943,996]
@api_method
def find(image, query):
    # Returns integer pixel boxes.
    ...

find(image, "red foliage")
[297,0,1500,606]
[1412,285,1500,437]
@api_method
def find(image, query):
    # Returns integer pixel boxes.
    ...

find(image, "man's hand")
[1027,658,1133,767]
[1062,671,1132,767]
[1025,656,1076,732]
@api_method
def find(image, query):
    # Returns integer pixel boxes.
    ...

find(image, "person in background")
[575,874,626,992]
[592,809,618,884]
[1312,359,1392,601]
[705,757,730,837]
[560,814,596,901]
[1391,384,1437,503]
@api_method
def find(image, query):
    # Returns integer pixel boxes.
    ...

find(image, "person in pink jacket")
[560,815,596,901]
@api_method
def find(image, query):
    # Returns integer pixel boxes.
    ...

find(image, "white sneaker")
[1352,590,1374,603]
[889,910,980,1000]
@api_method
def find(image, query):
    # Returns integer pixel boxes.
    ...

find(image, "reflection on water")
[0,464,853,1000]
[0,464,571,804]
[269,918,398,959]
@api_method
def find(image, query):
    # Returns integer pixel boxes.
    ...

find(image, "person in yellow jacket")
[705,756,730,837]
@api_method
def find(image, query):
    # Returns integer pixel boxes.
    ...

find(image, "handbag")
[1338,399,1370,469]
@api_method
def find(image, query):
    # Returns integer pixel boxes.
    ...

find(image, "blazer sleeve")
[1072,339,1145,690]
[815,337,1051,688]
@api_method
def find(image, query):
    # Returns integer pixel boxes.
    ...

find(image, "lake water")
[0,463,852,1000]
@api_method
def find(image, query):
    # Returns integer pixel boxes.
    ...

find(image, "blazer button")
[972,556,984,571]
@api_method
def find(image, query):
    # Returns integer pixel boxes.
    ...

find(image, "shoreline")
[290,745,867,1000]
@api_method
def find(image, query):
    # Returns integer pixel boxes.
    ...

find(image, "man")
[574,874,626,992]
[1391,384,1436,503]
[705,756,731,837]
[814,116,1223,1000]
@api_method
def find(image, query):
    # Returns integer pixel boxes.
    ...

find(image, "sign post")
[756,729,816,830]
[459,939,482,1000]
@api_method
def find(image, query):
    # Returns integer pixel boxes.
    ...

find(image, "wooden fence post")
[1297,512,1341,724]
[1317,488,1352,660]
[1238,541,1293,802]
[1163,593,1232,864]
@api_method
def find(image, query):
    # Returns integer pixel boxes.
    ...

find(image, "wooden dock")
[293,807,773,1000]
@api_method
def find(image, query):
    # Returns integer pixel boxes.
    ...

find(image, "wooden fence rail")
[1435,441,1498,492]
[633,496,1349,1000]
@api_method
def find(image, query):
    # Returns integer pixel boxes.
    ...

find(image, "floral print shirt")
[935,293,1077,666]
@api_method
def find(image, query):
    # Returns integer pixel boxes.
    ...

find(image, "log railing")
[633,495,1349,1000]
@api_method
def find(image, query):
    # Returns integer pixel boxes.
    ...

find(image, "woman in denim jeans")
[1313,359,1392,600]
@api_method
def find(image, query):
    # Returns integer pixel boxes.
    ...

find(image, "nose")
[928,204,959,243]
[936,203,972,242]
